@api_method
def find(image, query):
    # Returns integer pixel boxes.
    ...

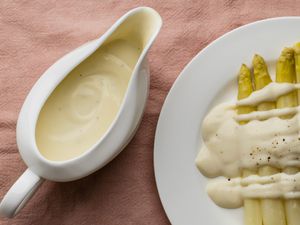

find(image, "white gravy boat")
[0,7,162,218]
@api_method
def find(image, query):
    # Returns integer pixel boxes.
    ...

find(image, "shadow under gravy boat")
[0,7,162,218]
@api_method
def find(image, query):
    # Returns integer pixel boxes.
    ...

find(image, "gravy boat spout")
[0,7,162,218]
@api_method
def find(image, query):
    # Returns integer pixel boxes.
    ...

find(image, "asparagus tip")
[253,53,262,59]
[252,54,265,67]
[294,42,300,54]
[279,47,294,62]
[239,64,249,77]
[240,63,248,70]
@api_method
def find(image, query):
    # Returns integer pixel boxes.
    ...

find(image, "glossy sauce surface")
[35,39,141,161]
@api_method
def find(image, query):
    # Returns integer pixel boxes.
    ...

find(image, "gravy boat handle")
[0,169,44,217]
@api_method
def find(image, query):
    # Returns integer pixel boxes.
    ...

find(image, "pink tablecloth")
[0,1,298,224]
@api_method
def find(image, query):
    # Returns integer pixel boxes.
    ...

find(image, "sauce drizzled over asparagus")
[196,46,300,214]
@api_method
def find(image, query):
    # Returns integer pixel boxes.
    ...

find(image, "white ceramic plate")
[154,17,300,225]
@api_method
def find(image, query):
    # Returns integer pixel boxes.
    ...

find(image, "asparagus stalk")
[294,42,300,100]
[253,54,286,225]
[276,48,298,114]
[279,45,300,225]
[237,64,262,225]
[238,64,256,118]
